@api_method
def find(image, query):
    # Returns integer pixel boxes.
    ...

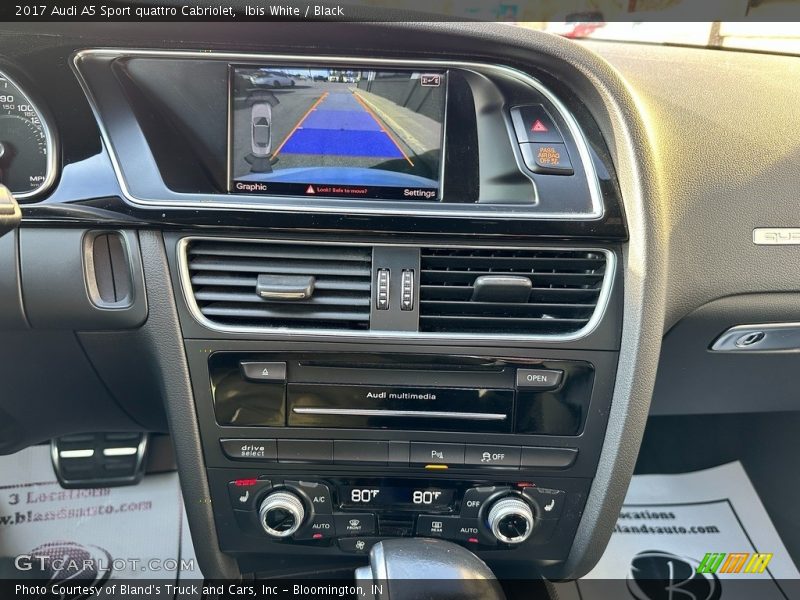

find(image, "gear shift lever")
[355,538,506,600]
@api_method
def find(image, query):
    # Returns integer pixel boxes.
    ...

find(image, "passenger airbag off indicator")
[516,369,563,390]
[520,143,574,175]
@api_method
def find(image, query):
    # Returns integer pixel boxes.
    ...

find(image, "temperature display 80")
[339,486,455,511]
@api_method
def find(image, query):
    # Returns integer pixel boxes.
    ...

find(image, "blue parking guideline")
[280,91,404,159]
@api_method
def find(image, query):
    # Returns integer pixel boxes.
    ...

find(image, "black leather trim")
[138,229,239,579]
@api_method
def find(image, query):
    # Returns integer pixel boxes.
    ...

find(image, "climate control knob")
[486,496,534,544]
[258,490,305,538]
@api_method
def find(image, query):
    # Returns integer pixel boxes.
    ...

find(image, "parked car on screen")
[250,69,296,88]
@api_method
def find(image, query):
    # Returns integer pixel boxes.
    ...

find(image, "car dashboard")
[2,20,798,583]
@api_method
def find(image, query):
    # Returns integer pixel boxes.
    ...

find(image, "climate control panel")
[213,473,586,559]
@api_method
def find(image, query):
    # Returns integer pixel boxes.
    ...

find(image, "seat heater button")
[227,478,272,511]
[521,487,567,520]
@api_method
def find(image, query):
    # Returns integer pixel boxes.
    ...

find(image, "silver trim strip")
[71,48,603,221]
[177,236,615,342]
[711,322,800,353]
[753,228,800,245]
[102,447,139,457]
[59,449,95,459]
[0,69,58,200]
[292,407,508,421]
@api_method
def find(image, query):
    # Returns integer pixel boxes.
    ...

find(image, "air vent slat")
[188,242,369,262]
[420,301,596,317]
[185,239,372,331]
[201,304,369,322]
[419,285,601,302]
[194,289,370,306]
[420,270,603,283]
[419,248,608,335]
[191,273,371,292]
[420,255,604,271]
[188,257,371,278]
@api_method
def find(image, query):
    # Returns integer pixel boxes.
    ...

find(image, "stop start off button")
[516,369,563,390]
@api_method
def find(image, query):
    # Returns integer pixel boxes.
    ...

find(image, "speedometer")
[0,70,56,198]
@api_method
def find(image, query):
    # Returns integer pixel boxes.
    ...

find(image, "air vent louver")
[185,240,372,331]
[419,248,607,335]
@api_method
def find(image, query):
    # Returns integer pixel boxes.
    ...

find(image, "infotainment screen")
[229,65,447,200]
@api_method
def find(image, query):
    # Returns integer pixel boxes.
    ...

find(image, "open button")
[516,369,563,390]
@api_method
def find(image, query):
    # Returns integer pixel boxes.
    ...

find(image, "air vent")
[184,240,372,331]
[419,248,608,335]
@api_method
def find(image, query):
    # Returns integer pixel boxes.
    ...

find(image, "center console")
[182,308,620,575]
[61,25,650,580]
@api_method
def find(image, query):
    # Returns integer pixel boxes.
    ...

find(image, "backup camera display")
[229,65,446,200]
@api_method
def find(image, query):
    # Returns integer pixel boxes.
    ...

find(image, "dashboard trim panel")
[71,48,604,220]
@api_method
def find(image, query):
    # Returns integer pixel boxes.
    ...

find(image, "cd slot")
[287,384,513,433]
[292,408,507,421]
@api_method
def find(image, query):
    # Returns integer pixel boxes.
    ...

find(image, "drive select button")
[220,439,277,460]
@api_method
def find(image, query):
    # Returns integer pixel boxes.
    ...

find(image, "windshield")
[520,20,800,55]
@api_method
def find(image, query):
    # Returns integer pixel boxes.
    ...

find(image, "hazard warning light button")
[510,105,564,144]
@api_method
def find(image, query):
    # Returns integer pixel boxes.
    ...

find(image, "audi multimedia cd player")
[208,352,594,437]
